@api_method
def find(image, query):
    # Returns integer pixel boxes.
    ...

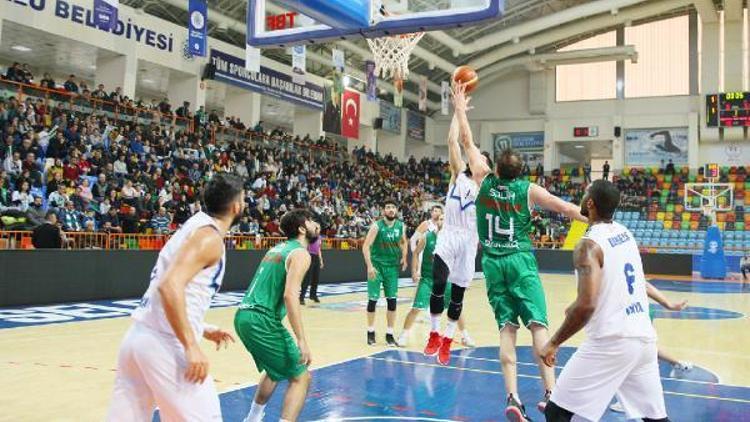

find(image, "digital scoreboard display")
[706,92,750,127]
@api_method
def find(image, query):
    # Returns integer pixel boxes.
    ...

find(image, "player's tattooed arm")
[550,239,603,347]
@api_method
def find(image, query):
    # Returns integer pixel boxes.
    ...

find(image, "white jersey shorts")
[433,226,479,288]
[107,323,222,422]
[550,337,667,422]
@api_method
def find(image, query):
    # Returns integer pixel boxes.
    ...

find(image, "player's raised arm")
[541,239,603,366]
[529,184,588,223]
[447,113,465,184]
[284,249,313,365]
[362,222,379,279]
[410,220,429,253]
[157,226,223,383]
[453,84,490,182]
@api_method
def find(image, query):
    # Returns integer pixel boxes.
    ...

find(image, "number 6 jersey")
[581,222,656,342]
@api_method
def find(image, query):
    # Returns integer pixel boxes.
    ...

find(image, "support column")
[723,1,743,91]
[167,74,206,115]
[224,89,261,128]
[700,21,720,93]
[293,106,323,138]
[96,54,137,99]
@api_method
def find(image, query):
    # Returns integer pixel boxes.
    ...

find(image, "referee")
[299,235,324,304]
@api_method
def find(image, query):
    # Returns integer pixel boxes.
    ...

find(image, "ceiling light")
[343,75,350,87]
[11,45,31,52]
[142,79,155,84]
[574,145,585,149]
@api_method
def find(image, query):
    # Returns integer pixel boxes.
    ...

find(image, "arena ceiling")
[118,0,711,111]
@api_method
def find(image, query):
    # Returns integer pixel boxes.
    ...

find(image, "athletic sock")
[367,326,375,333]
[386,327,394,335]
[430,315,441,332]
[244,402,266,422]
[444,320,457,339]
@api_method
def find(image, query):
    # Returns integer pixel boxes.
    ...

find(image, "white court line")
[368,357,750,405]
[307,417,457,422]
[445,353,727,388]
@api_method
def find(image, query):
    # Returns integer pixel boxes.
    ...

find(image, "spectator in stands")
[121,206,139,233]
[60,201,82,231]
[92,84,107,100]
[5,63,21,82]
[0,176,11,211]
[11,180,32,211]
[666,159,675,175]
[46,132,67,160]
[32,211,63,249]
[27,196,46,225]
[100,206,123,233]
[109,87,124,104]
[602,160,610,180]
[63,75,79,94]
[39,73,56,90]
[3,151,22,178]
[48,183,68,210]
[253,120,264,133]
[151,207,172,234]
[742,254,750,281]
[113,155,128,177]
[175,101,191,118]
[584,162,592,183]
[20,64,33,84]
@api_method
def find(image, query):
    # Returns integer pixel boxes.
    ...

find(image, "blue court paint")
[0,279,420,329]
[650,304,744,320]
[649,279,750,294]
[154,347,748,421]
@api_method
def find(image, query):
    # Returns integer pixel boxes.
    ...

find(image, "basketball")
[452,65,479,93]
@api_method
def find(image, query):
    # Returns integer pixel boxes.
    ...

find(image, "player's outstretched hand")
[203,327,236,351]
[451,83,472,114]
[298,340,312,366]
[185,344,210,384]
[539,341,559,368]
[666,299,688,311]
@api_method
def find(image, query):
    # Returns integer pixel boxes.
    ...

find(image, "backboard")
[684,183,734,214]
[247,0,503,48]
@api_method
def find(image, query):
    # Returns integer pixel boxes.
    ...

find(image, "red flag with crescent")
[341,89,360,139]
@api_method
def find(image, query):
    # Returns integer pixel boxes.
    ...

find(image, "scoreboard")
[706,92,750,127]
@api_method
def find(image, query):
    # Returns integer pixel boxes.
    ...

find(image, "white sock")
[430,315,441,333]
[444,320,457,339]
[462,329,470,337]
[367,326,375,333]
[386,327,394,335]
[400,328,411,337]
[244,401,265,422]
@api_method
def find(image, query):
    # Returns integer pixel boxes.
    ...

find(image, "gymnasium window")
[625,15,690,98]
[555,31,617,102]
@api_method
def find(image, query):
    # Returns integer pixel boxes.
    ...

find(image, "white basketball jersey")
[444,173,478,233]
[132,212,226,339]
[582,222,656,341]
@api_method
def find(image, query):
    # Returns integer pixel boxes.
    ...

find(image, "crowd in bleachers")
[1,65,747,253]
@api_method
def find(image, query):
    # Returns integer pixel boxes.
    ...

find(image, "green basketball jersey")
[239,239,305,320]
[476,175,533,257]
[420,230,438,276]
[370,219,404,266]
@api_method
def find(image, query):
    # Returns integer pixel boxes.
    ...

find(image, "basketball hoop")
[366,32,424,80]
[366,5,424,80]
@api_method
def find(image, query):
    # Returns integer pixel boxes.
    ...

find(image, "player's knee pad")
[432,254,449,293]
[386,298,397,311]
[429,293,445,315]
[447,285,465,321]
[367,300,377,313]
[544,400,573,422]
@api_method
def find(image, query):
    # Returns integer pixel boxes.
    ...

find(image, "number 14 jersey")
[476,175,533,256]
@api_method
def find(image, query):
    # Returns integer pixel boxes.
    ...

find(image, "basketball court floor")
[1,272,749,421]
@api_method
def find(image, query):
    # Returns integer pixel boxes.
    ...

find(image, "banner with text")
[379,101,401,134]
[210,49,323,110]
[407,110,426,141]
[93,0,118,31]
[292,45,306,84]
[188,0,207,56]
[323,70,344,135]
[441,81,450,115]
[366,61,377,102]
[492,132,545,169]
[625,127,688,166]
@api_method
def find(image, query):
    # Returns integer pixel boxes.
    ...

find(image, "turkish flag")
[341,89,360,139]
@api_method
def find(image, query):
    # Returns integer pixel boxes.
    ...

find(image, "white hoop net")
[366,32,425,80]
